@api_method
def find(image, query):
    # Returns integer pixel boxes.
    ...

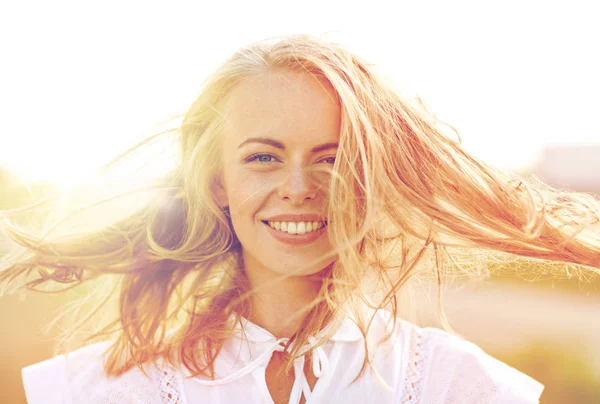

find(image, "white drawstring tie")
[192,338,287,386]
[307,336,329,378]
[193,335,330,403]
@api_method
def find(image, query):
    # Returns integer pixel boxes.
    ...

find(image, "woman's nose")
[278,165,317,205]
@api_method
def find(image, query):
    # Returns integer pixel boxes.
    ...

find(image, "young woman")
[2,34,599,404]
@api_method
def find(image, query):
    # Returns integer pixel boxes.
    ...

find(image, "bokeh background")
[1,1,599,402]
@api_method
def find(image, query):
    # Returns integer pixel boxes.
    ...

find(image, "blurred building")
[533,145,600,193]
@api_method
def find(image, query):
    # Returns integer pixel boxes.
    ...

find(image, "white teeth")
[266,220,327,234]
[297,222,306,234]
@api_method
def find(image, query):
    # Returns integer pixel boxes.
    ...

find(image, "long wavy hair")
[1,34,599,378]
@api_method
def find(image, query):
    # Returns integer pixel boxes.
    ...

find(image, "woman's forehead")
[222,69,341,146]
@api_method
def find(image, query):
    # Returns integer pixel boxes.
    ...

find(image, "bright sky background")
[1,0,598,187]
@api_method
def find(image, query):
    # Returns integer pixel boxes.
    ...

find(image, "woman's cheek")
[230,172,277,210]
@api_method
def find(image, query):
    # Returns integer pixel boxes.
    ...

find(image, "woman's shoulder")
[392,318,545,403]
[22,341,186,404]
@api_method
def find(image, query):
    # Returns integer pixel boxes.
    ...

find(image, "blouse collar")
[232,312,364,344]
[190,312,364,403]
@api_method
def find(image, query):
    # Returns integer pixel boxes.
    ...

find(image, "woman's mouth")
[261,220,328,245]
[262,220,328,235]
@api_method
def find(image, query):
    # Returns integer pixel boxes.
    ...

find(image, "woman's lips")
[262,221,327,245]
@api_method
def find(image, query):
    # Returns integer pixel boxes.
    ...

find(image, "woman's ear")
[211,176,229,209]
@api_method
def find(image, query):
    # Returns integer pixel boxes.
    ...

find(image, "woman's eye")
[245,154,335,164]
[320,156,336,164]
[246,154,278,163]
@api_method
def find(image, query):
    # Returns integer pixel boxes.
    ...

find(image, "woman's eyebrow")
[237,137,338,153]
[311,142,338,153]
[238,137,285,150]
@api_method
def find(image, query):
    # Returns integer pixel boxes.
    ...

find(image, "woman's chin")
[272,258,336,278]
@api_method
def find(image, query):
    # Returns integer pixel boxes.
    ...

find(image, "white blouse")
[22,311,544,403]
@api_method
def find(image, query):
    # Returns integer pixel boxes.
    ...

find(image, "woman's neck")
[242,262,324,339]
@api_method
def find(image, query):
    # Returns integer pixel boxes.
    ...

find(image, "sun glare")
[1,2,598,188]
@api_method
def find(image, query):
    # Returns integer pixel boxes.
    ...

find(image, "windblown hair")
[1,34,599,378]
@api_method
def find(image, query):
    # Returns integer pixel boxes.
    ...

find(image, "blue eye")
[245,154,335,164]
[246,154,278,163]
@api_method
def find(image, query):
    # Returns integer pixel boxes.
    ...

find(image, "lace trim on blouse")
[400,324,428,404]
[158,366,185,404]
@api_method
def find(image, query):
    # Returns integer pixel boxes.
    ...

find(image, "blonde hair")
[1,34,599,379]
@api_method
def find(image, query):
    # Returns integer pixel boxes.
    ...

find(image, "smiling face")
[214,68,341,278]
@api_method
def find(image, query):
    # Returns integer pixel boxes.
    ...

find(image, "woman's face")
[215,68,340,277]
